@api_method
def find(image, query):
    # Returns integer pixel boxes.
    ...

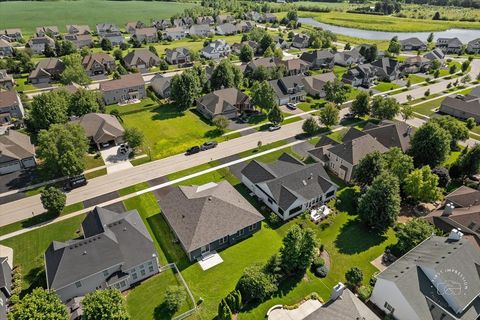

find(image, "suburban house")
[36,26,59,37]
[196,16,215,25]
[66,25,91,35]
[64,34,93,48]
[99,73,146,105]
[0,29,22,42]
[467,38,480,54]
[96,23,119,36]
[82,53,116,76]
[163,27,186,41]
[28,58,65,84]
[123,49,160,69]
[125,21,145,34]
[424,48,445,63]
[0,129,36,175]
[400,37,427,51]
[439,88,480,123]
[261,13,277,23]
[0,70,14,90]
[300,50,335,69]
[0,245,13,320]
[181,17,194,26]
[152,19,172,30]
[302,72,336,98]
[189,24,212,37]
[232,40,259,55]
[244,57,279,75]
[280,58,311,76]
[401,55,431,74]
[436,37,463,54]
[302,283,380,320]
[150,74,173,98]
[44,207,160,302]
[273,36,290,50]
[334,49,364,67]
[157,181,264,261]
[241,153,338,220]
[292,33,310,49]
[201,40,231,59]
[165,47,190,65]
[371,58,401,81]
[342,63,376,88]
[0,39,13,57]
[28,35,55,54]
[196,88,251,120]
[216,23,237,36]
[308,121,412,181]
[269,75,306,105]
[235,21,255,33]
[72,113,124,149]
[0,91,24,124]
[100,32,125,46]
[133,27,158,43]
[370,233,480,320]
[244,11,262,21]
[216,14,234,24]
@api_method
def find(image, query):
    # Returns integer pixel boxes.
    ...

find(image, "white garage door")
[0,161,21,175]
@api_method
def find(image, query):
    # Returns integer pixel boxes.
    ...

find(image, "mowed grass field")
[0,0,196,33]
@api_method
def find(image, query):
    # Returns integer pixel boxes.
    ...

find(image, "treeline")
[404,0,480,8]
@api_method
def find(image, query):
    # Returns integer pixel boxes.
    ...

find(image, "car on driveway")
[343,112,355,119]
[118,144,129,155]
[286,103,297,110]
[201,141,218,151]
[268,125,281,132]
[186,146,201,155]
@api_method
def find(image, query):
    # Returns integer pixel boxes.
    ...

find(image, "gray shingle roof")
[0,129,35,162]
[328,134,389,165]
[71,113,124,145]
[445,186,480,208]
[157,181,264,252]
[197,88,249,116]
[300,49,334,64]
[440,94,480,118]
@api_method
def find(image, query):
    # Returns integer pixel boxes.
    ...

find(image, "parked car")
[118,144,129,154]
[186,146,201,155]
[343,112,355,119]
[201,141,218,150]
[286,103,297,110]
[64,175,88,191]
[268,125,281,132]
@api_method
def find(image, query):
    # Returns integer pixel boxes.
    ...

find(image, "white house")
[201,39,231,59]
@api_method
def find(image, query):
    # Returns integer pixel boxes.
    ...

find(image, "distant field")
[0,0,196,34]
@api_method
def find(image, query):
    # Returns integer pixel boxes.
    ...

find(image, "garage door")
[0,161,21,175]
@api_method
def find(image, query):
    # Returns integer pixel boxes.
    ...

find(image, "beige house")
[302,72,336,98]
[71,113,124,149]
[0,129,36,175]
[0,91,24,124]
[196,88,251,120]
[99,73,146,105]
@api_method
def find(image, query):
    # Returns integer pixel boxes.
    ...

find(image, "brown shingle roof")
[0,129,35,161]
[0,90,18,108]
[99,73,144,92]
[71,113,124,144]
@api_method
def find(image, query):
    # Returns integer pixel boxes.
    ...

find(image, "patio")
[198,252,223,271]
[268,299,322,320]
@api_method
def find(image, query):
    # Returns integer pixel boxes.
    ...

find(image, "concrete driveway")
[100,146,133,174]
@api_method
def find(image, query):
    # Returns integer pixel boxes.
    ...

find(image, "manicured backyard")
[373,81,402,92]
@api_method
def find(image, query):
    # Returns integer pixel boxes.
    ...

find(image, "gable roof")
[300,49,334,64]
[165,47,190,60]
[328,134,389,165]
[123,49,160,67]
[100,73,144,92]
[363,120,413,152]
[82,53,114,70]
[400,37,426,47]
[29,58,65,79]
[302,72,336,92]
[197,88,249,115]
[440,94,480,117]
[0,129,35,162]
[71,113,124,144]
[280,58,310,71]
[157,181,264,252]
[446,186,480,208]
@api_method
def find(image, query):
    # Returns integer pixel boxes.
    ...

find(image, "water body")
[299,17,480,42]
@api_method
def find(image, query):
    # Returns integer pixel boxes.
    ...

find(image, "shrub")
[164,285,186,313]
[314,265,328,278]
[305,97,312,103]
[466,117,476,129]
[357,286,373,302]
[236,264,278,302]
[312,256,325,268]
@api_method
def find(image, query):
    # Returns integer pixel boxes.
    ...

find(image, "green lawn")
[373,82,401,92]
[0,0,195,33]
[84,168,107,180]
[84,153,104,170]
[407,74,427,85]
[118,182,150,197]
[106,98,159,115]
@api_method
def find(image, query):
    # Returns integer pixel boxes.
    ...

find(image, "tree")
[466,117,476,130]
[427,32,434,43]
[236,264,277,302]
[113,49,123,60]
[239,44,254,62]
[280,225,319,274]
[400,103,414,121]
[8,288,69,320]
[302,117,319,136]
[287,10,298,22]
[82,289,129,320]
[406,79,411,88]
[449,64,457,74]
[410,121,451,168]
[387,36,401,55]
[61,53,91,85]
[324,79,350,106]
[432,167,451,188]
[318,103,339,128]
[354,151,385,186]
[218,299,233,320]
[148,45,158,56]
[430,116,469,149]
[350,91,370,118]
[211,59,238,90]
[41,187,66,216]
[251,81,277,112]
[44,43,56,57]
[69,88,100,116]
[455,144,480,178]
[358,172,400,232]
[100,38,113,51]
[268,105,283,125]
[391,219,437,256]
[345,267,363,288]
[383,147,414,182]
[274,47,283,59]
[263,46,274,58]
[370,96,400,120]
[344,42,351,50]
[404,166,443,203]
[461,60,470,73]
[433,11,441,20]
[29,90,70,132]
[164,286,186,313]
[424,88,430,97]
[37,123,89,178]
[260,33,273,53]
[124,127,144,151]
[170,70,201,112]
[159,59,169,71]
[213,115,229,131]
[434,69,440,78]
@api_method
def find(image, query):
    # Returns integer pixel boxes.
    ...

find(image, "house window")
[140,269,146,276]
[248,224,256,231]
[289,205,303,215]
[326,190,335,199]
[148,261,153,266]
[132,273,138,280]
[75,281,82,288]
[384,302,395,314]
[139,264,145,269]
[219,236,228,245]
[120,281,126,287]
[238,229,245,236]
[149,266,154,273]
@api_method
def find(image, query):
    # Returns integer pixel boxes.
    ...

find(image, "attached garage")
[0,129,36,175]
[0,160,21,175]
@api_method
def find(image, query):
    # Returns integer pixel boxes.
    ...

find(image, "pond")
[299,17,480,42]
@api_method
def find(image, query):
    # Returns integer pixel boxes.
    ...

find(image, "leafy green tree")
[400,103,414,121]
[461,60,470,73]
[60,53,91,85]
[345,267,363,288]
[432,167,451,188]
[427,32,434,43]
[218,299,233,320]
[344,42,351,50]
[318,103,339,128]
[370,96,400,120]
[236,264,277,302]
[213,115,229,131]
[350,91,370,118]
[302,117,319,136]
[41,187,66,216]
[466,117,476,130]
[170,70,201,112]
[382,147,414,182]
[287,10,298,21]
[455,144,480,178]
[239,44,254,62]
[113,49,123,60]
[164,286,186,313]
[100,38,113,51]
[449,64,457,74]
[82,289,129,320]
[390,219,437,256]
[124,127,144,152]
[260,33,273,53]
[263,46,274,57]
[8,288,69,320]
[43,43,56,57]
[280,225,319,274]
[410,121,451,168]
[274,47,283,59]
[387,36,401,55]
[69,88,100,116]
[430,116,469,149]
[29,90,70,132]
[211,59,240,90]
[268,105,283,125]
[404,166,443,202]
[358,172,400,232]
[251,80,277,113]
[324,79,350,106]
[56,40,77,57]
[37,123,89,178]
[353,151,385,186]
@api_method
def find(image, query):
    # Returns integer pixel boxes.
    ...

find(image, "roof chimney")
[331,282,346,301]
[443,202,454,216]
[448,228,463,241]
[83,251,87,255]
